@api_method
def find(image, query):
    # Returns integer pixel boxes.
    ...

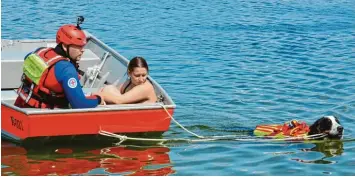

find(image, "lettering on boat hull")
[11,116,24,131]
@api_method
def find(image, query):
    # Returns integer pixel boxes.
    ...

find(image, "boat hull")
[1,104,174,143]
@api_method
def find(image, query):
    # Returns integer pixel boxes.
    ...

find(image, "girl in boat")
[98,56,157,104]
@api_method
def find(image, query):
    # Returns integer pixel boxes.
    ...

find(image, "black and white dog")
[308,116,344,140]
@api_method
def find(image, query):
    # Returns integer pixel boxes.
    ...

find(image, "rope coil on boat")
[98,104,327,145]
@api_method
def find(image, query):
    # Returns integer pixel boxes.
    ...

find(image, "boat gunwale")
[1,100,176,116]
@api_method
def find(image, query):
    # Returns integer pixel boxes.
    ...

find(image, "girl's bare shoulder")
[139,81,155,91]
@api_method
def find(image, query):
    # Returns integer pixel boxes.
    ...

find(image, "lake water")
[1,0,355,175]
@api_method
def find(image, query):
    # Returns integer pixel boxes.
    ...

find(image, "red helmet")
[56,24,87,47]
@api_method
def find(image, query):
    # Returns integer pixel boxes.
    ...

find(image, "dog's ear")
[309,117,325,135]
[334,116,341,124]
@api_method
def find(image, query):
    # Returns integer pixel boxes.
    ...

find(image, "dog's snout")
[337,126,344,132]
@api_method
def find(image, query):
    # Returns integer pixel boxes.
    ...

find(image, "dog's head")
[308,116,343,139]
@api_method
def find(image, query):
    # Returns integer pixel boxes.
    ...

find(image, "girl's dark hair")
[128,56,149,73]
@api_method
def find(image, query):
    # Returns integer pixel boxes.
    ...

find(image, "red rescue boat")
[1,31,175,144]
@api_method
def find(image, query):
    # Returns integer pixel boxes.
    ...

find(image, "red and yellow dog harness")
[253,120,310,138]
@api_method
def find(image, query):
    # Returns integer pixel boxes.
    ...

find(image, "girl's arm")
[101,83,153,104]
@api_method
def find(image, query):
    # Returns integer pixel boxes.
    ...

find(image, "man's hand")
[91,90,106,105]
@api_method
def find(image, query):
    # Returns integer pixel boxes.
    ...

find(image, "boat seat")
[2,99,16,105]
[1,90,18,101]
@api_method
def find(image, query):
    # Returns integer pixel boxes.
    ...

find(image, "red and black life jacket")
[15,47,73,109]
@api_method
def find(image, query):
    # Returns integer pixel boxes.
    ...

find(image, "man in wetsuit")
[15,23,103,109]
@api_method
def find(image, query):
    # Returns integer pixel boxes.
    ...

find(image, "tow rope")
[98,104,327,145]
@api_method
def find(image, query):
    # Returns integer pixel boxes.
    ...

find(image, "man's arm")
[55,61,101,108]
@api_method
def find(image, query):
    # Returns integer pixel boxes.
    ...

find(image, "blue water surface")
[2,0,355,175]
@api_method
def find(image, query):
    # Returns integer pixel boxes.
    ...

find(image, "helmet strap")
[59,43,72,60]
[66,45,80,71]
[66,45,73,60]
[66,45,78,64]
[57,43,79,71]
